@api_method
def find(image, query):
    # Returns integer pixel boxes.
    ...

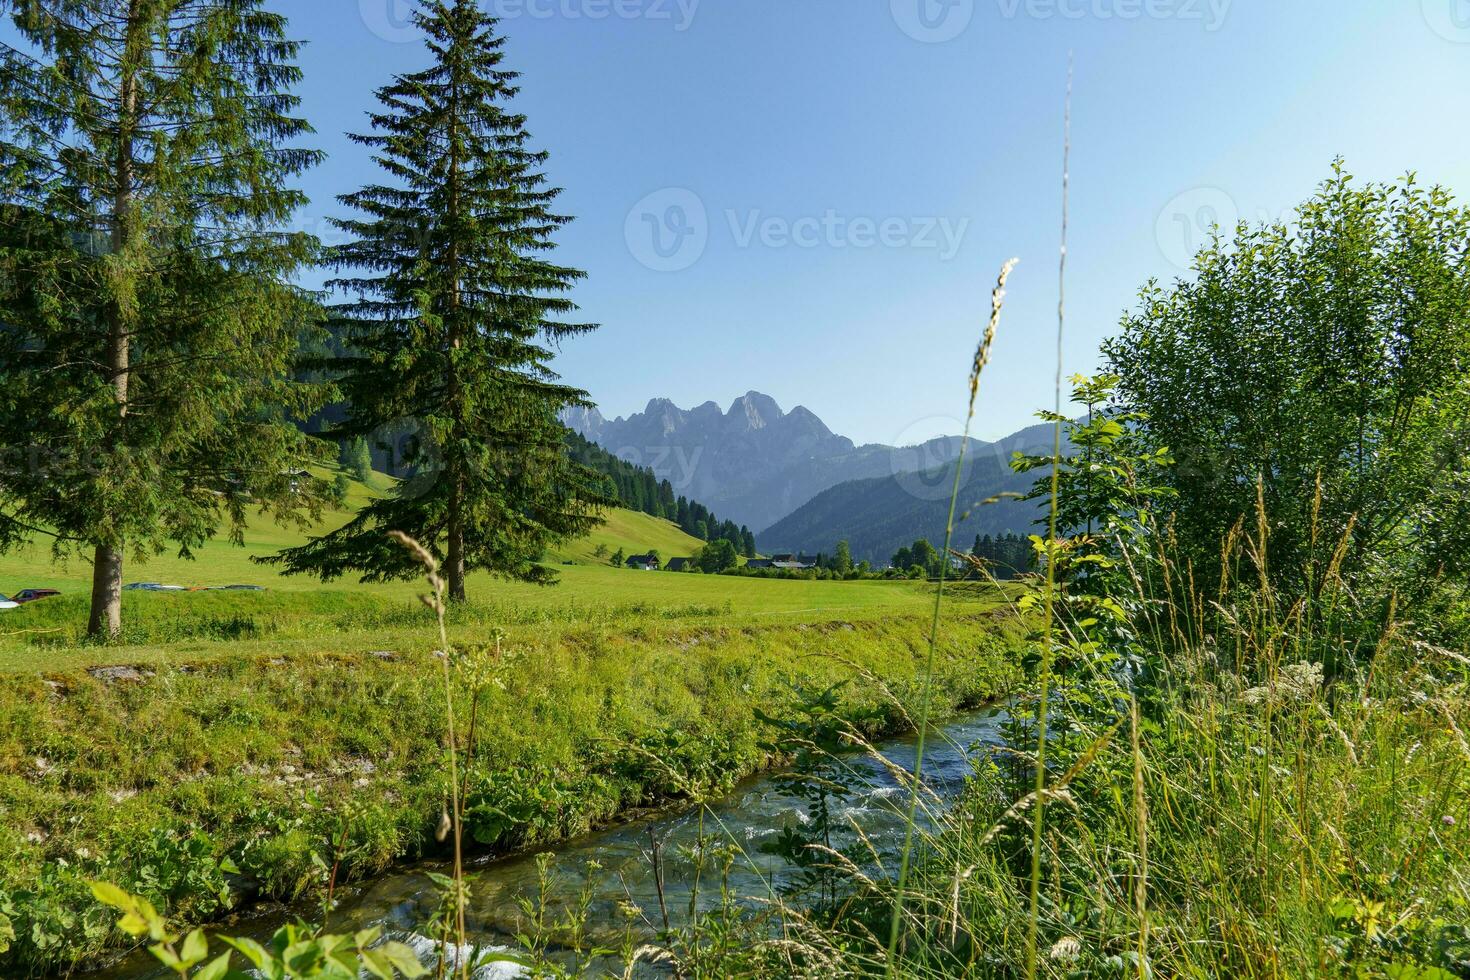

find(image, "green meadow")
[0,473,968,673]
[0,472,1022,974]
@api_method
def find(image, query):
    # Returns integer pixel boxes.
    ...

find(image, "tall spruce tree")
[269,1,605,601]
[0,1,325,636]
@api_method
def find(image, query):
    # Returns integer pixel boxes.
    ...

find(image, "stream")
[95,707,1005,978]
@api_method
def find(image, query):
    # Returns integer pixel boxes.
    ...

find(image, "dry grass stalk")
[970,258,1020,402]
[886,254,1022,973]
[388,530,467,977]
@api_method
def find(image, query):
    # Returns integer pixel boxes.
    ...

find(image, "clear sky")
[20,2,1470,445]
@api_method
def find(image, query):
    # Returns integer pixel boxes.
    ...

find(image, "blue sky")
[19,2,1470,445]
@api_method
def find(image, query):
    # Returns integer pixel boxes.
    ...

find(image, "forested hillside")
[566,431,757,554]
[758,423,1064,563]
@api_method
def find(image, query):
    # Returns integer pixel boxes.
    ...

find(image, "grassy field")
[0,474,965,673]
[0,599,1022,975]
[0,469,1026,974]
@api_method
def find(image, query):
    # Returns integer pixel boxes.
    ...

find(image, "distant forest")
[565,432,757,557]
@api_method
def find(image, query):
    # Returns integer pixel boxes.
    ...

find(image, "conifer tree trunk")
[444,61,468,605]
[88,545,125,637]
[90,3,140,637]
[447,478,467,603]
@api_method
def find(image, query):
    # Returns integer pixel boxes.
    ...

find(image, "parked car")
[0,594,18,611]
[122,583,187,592]
[11,589,60,604]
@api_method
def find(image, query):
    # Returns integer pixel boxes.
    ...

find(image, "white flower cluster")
[1242,661,1324,706]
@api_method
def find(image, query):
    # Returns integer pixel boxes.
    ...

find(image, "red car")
[11,589,61,604]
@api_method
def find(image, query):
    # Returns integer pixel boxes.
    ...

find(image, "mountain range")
[756,440,1044,565]
[563,392,1059,552]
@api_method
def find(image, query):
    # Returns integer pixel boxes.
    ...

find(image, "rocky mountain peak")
[728,391,783,431]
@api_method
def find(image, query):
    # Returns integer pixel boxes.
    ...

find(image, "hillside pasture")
[0,479,998,672]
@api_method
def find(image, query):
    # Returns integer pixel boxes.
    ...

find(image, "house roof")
[626,554,660,564]
[666,557,693,570]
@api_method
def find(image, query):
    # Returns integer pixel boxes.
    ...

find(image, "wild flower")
[1049,936,1082,961]
[1242,660,1323,706]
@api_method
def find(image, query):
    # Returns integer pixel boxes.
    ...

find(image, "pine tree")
[832,540,853,578]
[0,0,325,636]
[340,436,374,482]
[269,1,606,601]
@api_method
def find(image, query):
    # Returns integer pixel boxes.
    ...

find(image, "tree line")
[0,0,607,633]
[564,432,756,554]
[887,533,1033,580]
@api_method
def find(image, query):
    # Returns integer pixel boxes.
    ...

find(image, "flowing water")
[96,707,1004,978]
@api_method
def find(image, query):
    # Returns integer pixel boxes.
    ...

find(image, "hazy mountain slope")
[561,390,952,531]
[565,392,978,532]
[756,423,1067,564]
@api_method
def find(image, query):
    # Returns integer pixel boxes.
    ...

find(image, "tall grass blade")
[884,256,1018,973]
[1027,54,1072,980]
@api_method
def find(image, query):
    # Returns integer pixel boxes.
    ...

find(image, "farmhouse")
[665,557,694,572]
[769,553,819,570]
[625,554,661,571]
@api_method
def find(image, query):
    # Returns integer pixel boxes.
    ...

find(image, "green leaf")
[358,946,397,980]
[181,928,210,965]
[150,944,183,971]
[219,936,272,970]
[380,941,430,978]
[88,881,134,912]
[194,952,234,980]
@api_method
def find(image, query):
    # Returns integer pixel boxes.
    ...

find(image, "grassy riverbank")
[0,605,1022,975]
